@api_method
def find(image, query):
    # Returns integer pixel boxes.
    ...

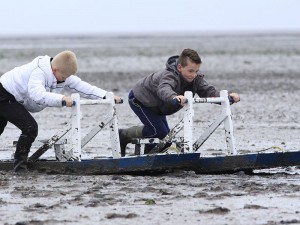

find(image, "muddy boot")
[13,152,29,173]
[13,135,33,173]
[119,126,144,156]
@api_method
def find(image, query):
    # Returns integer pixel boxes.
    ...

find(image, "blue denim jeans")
[128,90,170,139]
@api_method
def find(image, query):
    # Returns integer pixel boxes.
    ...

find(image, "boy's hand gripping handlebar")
[170,97,188,106]
[62,100,76,106]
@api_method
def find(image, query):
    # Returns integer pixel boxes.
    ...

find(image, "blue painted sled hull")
[0,153,199,174]
[194,151,300,174]
[0,151,300,174]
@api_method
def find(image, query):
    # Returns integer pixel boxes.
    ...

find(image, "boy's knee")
[22,121,38,139]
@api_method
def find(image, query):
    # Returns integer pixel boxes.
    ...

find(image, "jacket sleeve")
[28,70,64,107]
[64,75,107,99]
[157,72,178,102]
[196,75,219,97]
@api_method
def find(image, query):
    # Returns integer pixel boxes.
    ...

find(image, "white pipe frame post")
[220,90,237,155]
[183,91,194,152]
[148,90,236,155]
[68,90,235,160]
[106,92,122,158]
[71,93,82,161]
[70,92,121,161]
[190,90,237,155]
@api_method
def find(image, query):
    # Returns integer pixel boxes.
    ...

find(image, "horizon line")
[0,29,299,39]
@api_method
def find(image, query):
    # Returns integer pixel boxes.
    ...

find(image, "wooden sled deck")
[1,91,299,175]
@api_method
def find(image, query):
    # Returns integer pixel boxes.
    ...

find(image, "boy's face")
[177,58,200,83]
[53,68,70,82]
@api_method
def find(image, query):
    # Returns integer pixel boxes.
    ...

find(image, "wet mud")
[0,33,300,224]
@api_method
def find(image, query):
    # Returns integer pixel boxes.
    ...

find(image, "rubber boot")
[119,126,144,156]
[13,135,33,172]
[13,152,29,173]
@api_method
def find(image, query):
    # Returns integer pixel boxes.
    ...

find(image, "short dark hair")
[178,48,201,67]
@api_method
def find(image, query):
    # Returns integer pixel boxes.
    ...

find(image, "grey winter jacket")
[132,56,219,115]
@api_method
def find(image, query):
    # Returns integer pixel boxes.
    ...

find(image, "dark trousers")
[0,83,38,158]
[128,90,170,139]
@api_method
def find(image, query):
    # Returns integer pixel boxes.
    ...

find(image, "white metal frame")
[56,92,121,161]
[146,90,236,155]
[55,90,236,161]
[189,90,236,155]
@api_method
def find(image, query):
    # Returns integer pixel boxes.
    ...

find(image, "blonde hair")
[52,50,78,76]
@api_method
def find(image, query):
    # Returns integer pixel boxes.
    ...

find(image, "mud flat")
[0,32,300,225]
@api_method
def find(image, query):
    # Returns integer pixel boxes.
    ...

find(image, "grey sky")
[0,0,299,36]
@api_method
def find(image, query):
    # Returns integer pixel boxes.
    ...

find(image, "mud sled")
[0,91,300,175]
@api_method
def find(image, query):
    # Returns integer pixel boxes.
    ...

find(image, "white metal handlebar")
[193,97,226,104]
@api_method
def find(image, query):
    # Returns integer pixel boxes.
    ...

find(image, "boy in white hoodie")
[0,50,122,172]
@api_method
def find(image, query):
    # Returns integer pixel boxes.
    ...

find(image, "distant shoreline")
[0,29,299,39]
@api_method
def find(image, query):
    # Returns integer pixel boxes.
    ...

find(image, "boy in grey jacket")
[119,48,239,156]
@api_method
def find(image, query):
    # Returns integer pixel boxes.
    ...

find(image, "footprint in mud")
[10,186,35,198]
[244,204,268,209]
[111,175,129,181]
[0,179,9,187]
[11,186,55,198]
[267,219,300,225]
[199,207,230,215]
[159,189,173,195]
[0,198,7,205]
[193,192,209,198]
[85,199,101,207]
[207,192,245,200]
[208,185,225,192]
[85,195,123,207]
[141,186,159,193]
[14,219,73,225]
[105,213,138,219]
[23,204,46,212]
[116,187,136,193]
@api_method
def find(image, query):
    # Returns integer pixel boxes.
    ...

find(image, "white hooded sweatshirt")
[0,55,107,112]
